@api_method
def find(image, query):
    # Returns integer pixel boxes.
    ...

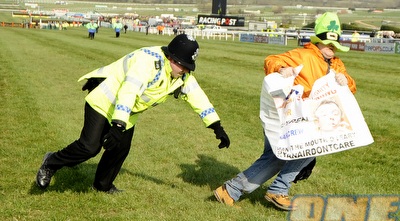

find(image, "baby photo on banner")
[260,66,374,160]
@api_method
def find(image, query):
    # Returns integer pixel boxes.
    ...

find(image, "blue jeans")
[224,134,315,201]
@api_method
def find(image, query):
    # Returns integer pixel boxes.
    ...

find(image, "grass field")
[0,26,399,221]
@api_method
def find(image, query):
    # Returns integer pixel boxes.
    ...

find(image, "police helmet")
[162,34,199,71]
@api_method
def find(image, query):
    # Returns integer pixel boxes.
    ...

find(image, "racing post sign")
[260,66,374,160]
[197,14,245,27]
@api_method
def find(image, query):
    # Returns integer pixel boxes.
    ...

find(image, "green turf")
[0,25,399,221]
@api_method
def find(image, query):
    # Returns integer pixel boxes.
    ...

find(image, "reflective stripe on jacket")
[264,43,356,98]
[78,46,220,129]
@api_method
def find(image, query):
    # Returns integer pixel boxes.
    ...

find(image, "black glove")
[103,123,124,151]
[293,158,316,183]
[208,121,230,149]
[82,78,105,92]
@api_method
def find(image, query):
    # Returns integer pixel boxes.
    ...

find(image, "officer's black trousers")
[46,102,135,191]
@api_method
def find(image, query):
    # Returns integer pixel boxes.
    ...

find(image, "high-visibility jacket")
[78,46,220,130]
[86,22,98,32]
[264,43,356,98]
[113,22,123,32]
[351,32,360,42]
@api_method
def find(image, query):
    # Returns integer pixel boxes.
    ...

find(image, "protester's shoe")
[265,192,297,211]
[214,185,234,206]
[36,152,56,189]
[93,184,124,194]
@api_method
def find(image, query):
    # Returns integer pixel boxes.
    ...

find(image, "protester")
[213,12,356,210]
[36,34,230,194]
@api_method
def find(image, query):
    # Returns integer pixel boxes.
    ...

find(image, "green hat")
[310,12,349,52]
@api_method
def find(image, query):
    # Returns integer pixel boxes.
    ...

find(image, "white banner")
[260,67,373,160]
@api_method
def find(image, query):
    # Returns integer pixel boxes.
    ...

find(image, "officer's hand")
[279,67,295,78]
[335,73,348,86]
[208,121,230,149]
[103,123,124,151]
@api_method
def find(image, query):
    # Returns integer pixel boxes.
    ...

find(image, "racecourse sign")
[364,42,397,53]
[197,14,245,27]
[240,33,286,45]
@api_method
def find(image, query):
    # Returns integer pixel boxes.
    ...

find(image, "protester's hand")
[279,67,296,78]
[103,123,124,151]
[208,121,230,149]
[335,73,348,86]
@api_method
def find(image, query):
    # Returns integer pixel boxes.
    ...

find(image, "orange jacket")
[264,43,356,98]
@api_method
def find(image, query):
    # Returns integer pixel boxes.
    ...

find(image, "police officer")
[113,20,123,38]
[86,20,98,39]
[36,34,230,193]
